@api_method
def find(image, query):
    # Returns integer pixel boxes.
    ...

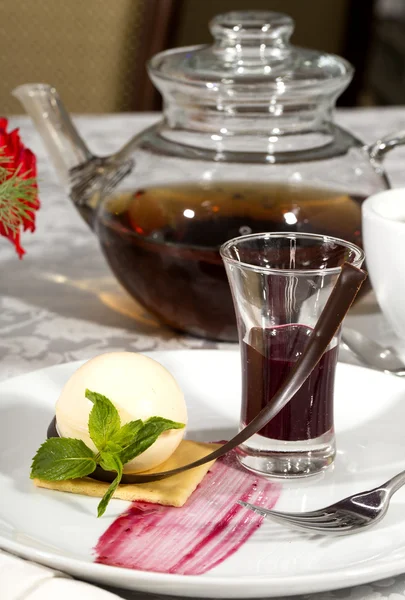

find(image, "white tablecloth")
[2,110,405,599]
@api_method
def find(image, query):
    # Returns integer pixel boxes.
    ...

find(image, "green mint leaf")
[112,419,143,447]
[97,453,123,518]
[104,440,123,455]
[119,416,185,465]
[86,389,121,452]
[30,438,97,481]
[143,416,186,433]
[99,449,121,472]
[110,419,142,454]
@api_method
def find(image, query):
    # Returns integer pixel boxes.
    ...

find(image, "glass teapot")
[14,11,405,342]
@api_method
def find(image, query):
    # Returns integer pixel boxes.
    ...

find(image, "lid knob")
[209,11,294,46]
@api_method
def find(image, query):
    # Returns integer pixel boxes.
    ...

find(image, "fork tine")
[239,504,356,535]
[289,523,356,535]
[239,502,336,523]
[238,502,357,532]
[261,508,336,522]
[264,513,346,529]
[258,516,357,534]
[238,501,271,518]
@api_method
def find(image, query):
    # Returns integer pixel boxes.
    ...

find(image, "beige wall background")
[0,0,144,114]
[0,0,350,115]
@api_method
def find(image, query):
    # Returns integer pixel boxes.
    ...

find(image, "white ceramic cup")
[362,188,405,339]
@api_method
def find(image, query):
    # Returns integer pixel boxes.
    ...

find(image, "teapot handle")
[368,130,405,161]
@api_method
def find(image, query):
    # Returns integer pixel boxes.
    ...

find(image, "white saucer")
[1,349,405,598]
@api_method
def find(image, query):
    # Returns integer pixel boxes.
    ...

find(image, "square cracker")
[33,440,222,507]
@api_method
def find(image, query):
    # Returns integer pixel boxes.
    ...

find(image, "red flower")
[0,118,40,258]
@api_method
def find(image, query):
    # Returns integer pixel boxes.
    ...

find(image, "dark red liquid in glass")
[241,324,338,441]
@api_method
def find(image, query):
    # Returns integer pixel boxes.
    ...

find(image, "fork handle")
[382,469,405,496]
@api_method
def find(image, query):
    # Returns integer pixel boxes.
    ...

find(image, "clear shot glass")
[221,232,364,478]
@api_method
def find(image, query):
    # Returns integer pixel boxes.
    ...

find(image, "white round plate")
[1,350,405,598]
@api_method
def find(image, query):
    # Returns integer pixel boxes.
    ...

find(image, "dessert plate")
[1,349,405,598]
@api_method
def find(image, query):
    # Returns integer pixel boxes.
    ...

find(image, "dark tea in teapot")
[16,11,402,341]
[97,181,364,341]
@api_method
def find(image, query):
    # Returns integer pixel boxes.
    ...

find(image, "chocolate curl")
[48,263,367,484]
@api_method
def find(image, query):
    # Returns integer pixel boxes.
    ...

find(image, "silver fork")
[239,469,405,536]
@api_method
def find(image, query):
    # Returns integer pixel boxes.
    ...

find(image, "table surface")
[2,109,405,600]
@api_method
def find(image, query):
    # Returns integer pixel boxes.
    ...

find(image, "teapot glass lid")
[149,11,353,96]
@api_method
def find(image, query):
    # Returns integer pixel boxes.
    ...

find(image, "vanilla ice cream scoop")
[55,352,187,473]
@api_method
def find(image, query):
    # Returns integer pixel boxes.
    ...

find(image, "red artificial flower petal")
[0,118,40,257]
[20,147,37,180]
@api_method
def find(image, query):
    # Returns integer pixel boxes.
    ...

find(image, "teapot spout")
[13,84,134,228]
[13,84,92,188]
